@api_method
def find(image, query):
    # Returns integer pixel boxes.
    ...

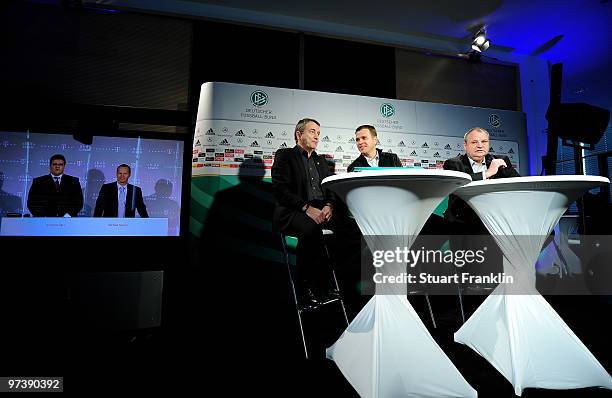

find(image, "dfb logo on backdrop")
[489,114,501,128]
[380,103,395,118]
[250,90,269,107]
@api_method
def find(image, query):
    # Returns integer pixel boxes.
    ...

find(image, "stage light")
[471,30,490,53]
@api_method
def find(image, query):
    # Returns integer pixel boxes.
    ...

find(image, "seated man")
[27,154,83,217]
[272,118,336,306]
[443,127,520,293]
[347,124,401,172]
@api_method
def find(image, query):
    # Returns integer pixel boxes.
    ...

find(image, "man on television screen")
[94,164,148,218]
[27,154,83,217]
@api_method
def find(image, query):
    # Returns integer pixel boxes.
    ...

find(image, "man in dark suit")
[443,127,520,294]
[94,164,148,218]
[27,154,83,217]
[347,125,401,172]
[272,118,336,305]
[443,127,520,228]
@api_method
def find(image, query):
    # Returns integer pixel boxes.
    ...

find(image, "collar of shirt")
[296,145,317,158]
[469,157,487,172]
[50,174,63,181]
[364,152,379,167]
[116,182,128,192]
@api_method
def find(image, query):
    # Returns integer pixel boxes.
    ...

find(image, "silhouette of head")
[154,179,173,198]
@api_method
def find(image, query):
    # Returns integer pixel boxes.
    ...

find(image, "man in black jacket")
[272,118,336,305]
[347,125,401,172]
[443,127,520,293]
[94,164,148,218]
[443,127,520,228]
[27,154,83,217]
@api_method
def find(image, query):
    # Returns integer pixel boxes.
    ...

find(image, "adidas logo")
[336,146,343,152]
[206,128,214,135]
[250,141,260,147]
[322,136,331,142]
[280,142,287,148]
[410,150,417,156]
[219,139,230,145]
[433,152,440,157]
[195,140,201,146]
[235,130,245,136]
[444,144,452,150]
[489,147,496,153]
[421,142,429,148]
[398,141,406,147]
[265,132,274,138]
[348,138,356,143]
[508,148,514,154]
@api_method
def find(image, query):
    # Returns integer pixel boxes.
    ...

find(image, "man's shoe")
[318,288,342,303]
[298,288,320,312]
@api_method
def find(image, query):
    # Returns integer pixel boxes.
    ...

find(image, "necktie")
[119,186,126,217]
[54,177,60,192]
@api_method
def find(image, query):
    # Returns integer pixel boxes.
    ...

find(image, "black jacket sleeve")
[271,149,308,211]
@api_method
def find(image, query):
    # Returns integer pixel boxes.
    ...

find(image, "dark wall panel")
[1,2,191,111]
[190,21,300,111]
[304,35,396,99]
[396,49,520,111]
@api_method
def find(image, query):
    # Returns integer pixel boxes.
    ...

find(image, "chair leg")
[324,241,350,326]
[456,281,466,323]
[281,234,309,359]
[331,269,350,326]
[424,294,437,329]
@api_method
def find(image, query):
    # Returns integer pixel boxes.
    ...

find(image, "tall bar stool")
[280,229,349,359]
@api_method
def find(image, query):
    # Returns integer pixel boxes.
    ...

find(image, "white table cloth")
[322,169,477,398]
[452,175,612,396]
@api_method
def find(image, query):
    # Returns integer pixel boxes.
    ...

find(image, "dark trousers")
[283,204,332,296]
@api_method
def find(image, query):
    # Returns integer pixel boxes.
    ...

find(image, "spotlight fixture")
[471,29,490,53]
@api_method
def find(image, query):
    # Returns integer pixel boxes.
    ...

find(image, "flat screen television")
[0,130,187,237]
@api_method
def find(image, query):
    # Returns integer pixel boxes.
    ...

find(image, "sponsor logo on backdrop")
[410,150,417,156]
[398,141,406,147]
[421,142,429,148]
[222,127,228,133]
[206,148,214,153]
[195,140,201,146]
[508,148,514,154]
[224,149,234,153]
[444,144,452,150]
[250,141,260,147]
[336,146,344,152]
[219,139,229,145]
[206,137,213,143]
[280,142,287,148]
[433,152,441,158]
[490,147,496,153]
[237,138,243,144]
[322,136,331,142]
[206,128,214,135]
[235,130,244,136]
[265,132,274,138]
[348,137,355,143]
